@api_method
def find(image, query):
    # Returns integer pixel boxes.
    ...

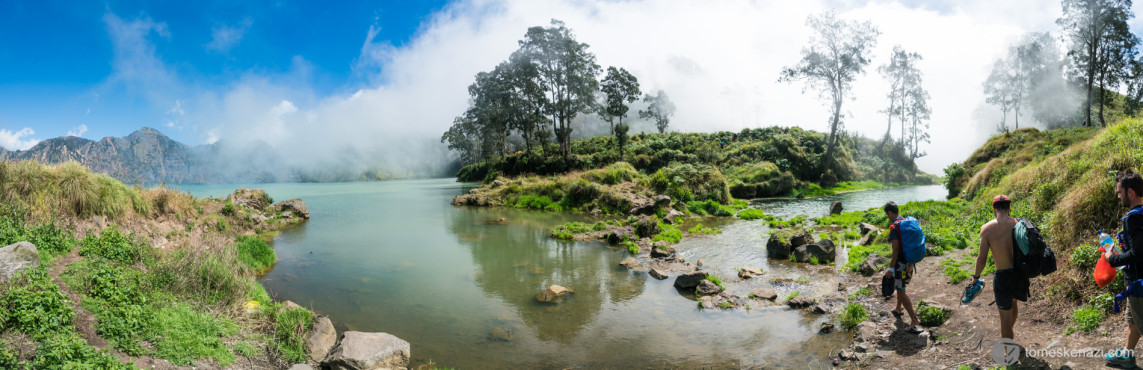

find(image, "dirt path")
[847,247,1126,369]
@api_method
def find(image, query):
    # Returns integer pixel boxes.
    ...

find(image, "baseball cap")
[992,194,1011,206]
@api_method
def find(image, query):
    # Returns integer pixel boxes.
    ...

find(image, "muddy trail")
[840,246,1125,369]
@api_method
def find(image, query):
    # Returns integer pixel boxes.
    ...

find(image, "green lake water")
[174,180,946,369]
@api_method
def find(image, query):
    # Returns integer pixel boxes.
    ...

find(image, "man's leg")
[900,289,920,327]
[1128,323,1140,350]
[999,301,1015,339]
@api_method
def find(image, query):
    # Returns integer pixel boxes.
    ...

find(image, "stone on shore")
[227,188,272,211]
[323,331,410,370]
[859,230,881,246]
[749,288,778,301]
[858,254,890,276]
[792,239,836,263]
[274,198,311,219]
[858,223,878,236]
[306,316,337,361]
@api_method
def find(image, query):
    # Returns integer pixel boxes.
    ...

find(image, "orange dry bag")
[1095,246,1117,288]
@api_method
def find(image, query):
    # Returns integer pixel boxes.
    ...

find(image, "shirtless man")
[970,194,1027,340]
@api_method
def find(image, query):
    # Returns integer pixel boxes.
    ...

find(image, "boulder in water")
[787,296,815,309]
[274,198,310,219]
[738,267,763,279]
[750,288,778,301]
[696,280,722,296]
[673,271,708,290]
[793,239,836,263]
[830,201,843,215]
[635,216,660,238]
[536,285,573,303]
[648,268,668,280]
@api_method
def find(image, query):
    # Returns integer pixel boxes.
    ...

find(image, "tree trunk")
[820,98,842,183]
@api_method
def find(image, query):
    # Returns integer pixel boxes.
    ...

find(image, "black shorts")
[994,268,1029,311]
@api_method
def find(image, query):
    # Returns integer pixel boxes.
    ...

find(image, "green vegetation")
[768,215,807,229]
[652,223,682,244]
[687,223,721,235]
[849,286,872,300]
[1070,244,1100,269]
[1073,304,1104,332]
[686,199,734,217]
[705,275,727,290]
[623,241,639,255]
[0,161,311,367]
[236,236,276,273]
[785,291,801,302]
[839,303,868,330]
[274,306,314,363]
[940,255,975,284]
[736,208,774,221]
[917,302,950,326]
[843,243,890,273]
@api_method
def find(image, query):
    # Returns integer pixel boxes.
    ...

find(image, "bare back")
[980,216,1018,270]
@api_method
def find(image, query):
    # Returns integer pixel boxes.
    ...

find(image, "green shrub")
[1071,244,1100,269]
[0,341,17,369]
[221,200,237,216]
[652,223,683,244]
[687,223,721,235]
[848,287,871,300]
[514,194,554,210]
[153,303,238,366]
[736,208,774,221]
[686,200,733,217]
[840,303,868,330]
[917,302,950,326]
[79,227,148,264]
[1073,305,1104,332]
[1090,293,1115,313]
[942,265,971,284]
[233,342,259,357]
[275,307,313,363]
[31,334,132,369]
[1,267,74,340]
[623,241,639,255]
[74,261,152,354]
[236,236,276,273]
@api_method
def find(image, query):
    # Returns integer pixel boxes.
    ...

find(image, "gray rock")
[619,258,638,269]
[792,239,836,263]
[306,316,337,361]
[787,296,814,309]
[749,288,778,301]
[738,267,762,279]
[855,343,870,353]
[839,349,856,361]
[664,209,684,224]
[651,244,674,259]
[606,227,635,244]
[648,268,668,280]
[634,216,660,238]
[859,230,880,246]
[654,195,672,208]
[858,254,890,276]
[0,242,39,281]
[673,271,708,290]
[766,233,792,259]
[227,188,272,211]
[858,223,878,236]
[288,365,315,370]
[830,201,843,215]
[790,232,815,247]
[536,285,573,303]
[819,322,834,334]
[855,321,878,343]
[695,259,705,266]
[810,303,830,314]
[323,331,410,370]
[628,197,656,215]
[274,198,311,219]
[871,350,892,360]
[696,280,722,296]
[700,296,714,309]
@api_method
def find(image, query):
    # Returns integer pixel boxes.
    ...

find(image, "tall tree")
[1058,0,1136,127]
[598,66,642,136]
[614,122,630,160]
[780,11,879,183]
[518,19,602,163]
[984,58,1017,132]
[904,81,931,175]
[878,45,923,144]
[639,90,676,134]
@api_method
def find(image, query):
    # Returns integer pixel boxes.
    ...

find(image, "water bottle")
[962,279,984,303]
[1100,231,1119,253]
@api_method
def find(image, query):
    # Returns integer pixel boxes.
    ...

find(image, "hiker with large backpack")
[882,201,926,334]
[970,195,1027,341]
[1104,169,1143,369]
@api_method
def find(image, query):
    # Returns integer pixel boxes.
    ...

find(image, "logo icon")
[991,338,1021,365]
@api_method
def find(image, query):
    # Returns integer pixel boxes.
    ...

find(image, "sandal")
[905,326,925,334]
[891,310,904,318]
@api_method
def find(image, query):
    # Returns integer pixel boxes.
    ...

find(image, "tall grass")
[0,161,159,221]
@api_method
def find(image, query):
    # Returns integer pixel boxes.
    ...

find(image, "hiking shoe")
[1106,349,1137,369]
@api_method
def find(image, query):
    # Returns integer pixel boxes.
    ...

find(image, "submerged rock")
[749,288,778,301]
[699,296,715,309]
[536,285,573,303]
[323,331,410,370]
[648,268,668,280]
[737,267,762,279]
[619,258,638,269]
[819,322,835,334]
[0,242,39,281]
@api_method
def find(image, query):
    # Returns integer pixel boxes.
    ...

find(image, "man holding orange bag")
[1105,169,1143,369]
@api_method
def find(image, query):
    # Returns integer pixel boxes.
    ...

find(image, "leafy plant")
[917,302,950,326]
[1,267,75,340]
[1073,304,1104,332]
[839,303,868,330]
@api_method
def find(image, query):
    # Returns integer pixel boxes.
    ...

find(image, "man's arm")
[972,225,990,283]
[1108,215,1143,266]
[884,239,901,278]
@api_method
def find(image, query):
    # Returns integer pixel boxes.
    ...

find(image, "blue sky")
[2,0,1138,173]
[0,0,447,147]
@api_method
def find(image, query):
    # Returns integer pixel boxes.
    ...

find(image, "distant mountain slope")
[0,127,440,184]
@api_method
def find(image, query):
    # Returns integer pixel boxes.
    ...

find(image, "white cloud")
[167,99,185,115]
[0,128,41,151]
[109,0,1077,174]
[67,124,88,137]
[101,13,179,109]
[206,19,252,53]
